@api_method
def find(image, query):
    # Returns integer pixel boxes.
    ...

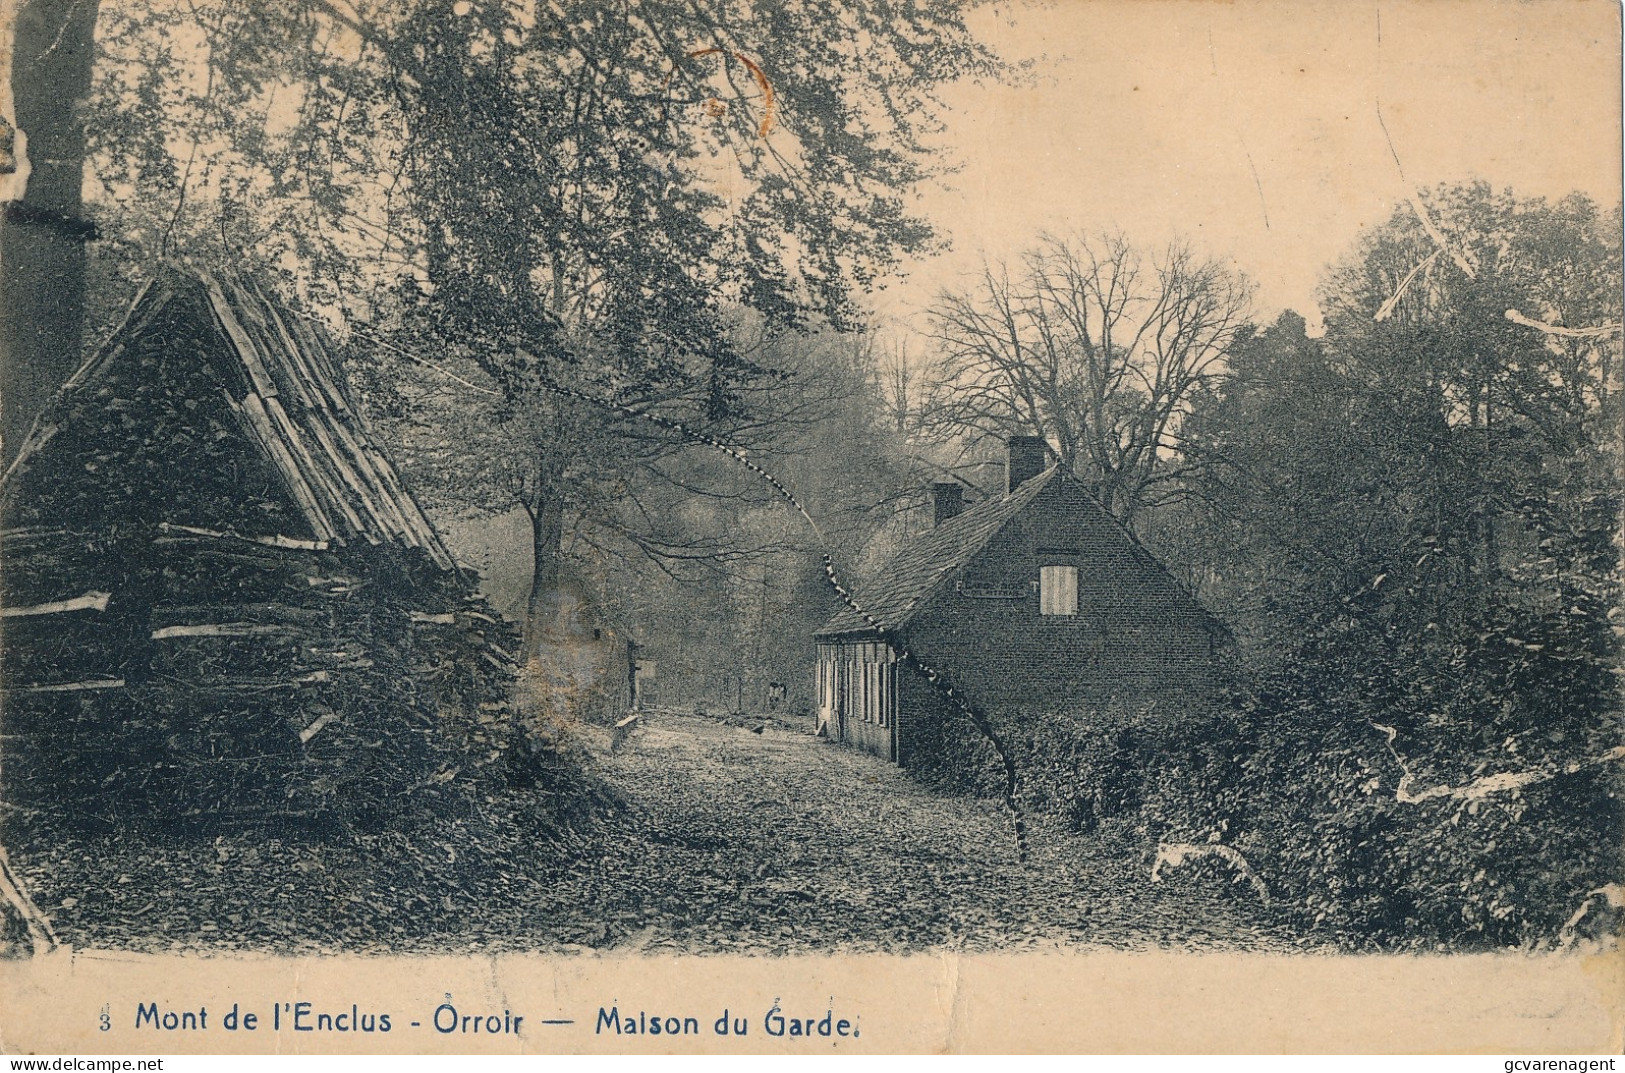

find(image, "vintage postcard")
[0,0,1620,1056]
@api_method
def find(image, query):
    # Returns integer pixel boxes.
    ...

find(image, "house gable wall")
[898,477,1218,710]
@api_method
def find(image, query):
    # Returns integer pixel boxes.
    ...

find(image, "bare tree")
[878,336,915,435]
[922,231,1253,524]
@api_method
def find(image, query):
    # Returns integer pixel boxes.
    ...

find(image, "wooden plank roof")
[6,264,457,572]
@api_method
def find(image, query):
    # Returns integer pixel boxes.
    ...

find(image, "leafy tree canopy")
[89,0,1004,384]
[83,0,1008,644]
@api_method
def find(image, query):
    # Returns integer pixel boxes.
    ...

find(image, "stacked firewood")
[1,524,526,830]
[0,267,554,834]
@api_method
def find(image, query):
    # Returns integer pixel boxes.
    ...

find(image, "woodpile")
[0,844,56,957]
[0,265,526,830]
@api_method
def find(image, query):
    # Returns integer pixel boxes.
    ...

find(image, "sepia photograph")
[0,0,1619,1055]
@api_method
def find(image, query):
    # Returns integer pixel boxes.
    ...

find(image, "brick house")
[812,436,1229,770]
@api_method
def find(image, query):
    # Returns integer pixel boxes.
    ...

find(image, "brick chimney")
[932,482,965,526]
[1006,435,1050,492]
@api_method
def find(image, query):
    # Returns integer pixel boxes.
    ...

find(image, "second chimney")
[932,482,965,526]
[1006,435,1050,492]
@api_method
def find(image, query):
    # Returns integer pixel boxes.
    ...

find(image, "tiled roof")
[815,467,1059,637]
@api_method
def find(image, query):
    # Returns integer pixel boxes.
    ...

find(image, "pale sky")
[869,0,1623,338]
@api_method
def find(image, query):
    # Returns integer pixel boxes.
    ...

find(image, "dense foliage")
[81,0,1005,655]
[1095,185,1621,947]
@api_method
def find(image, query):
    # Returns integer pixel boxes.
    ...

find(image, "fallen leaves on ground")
[7,711,1305,955]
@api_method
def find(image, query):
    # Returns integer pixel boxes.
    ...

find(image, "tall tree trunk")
[523,485,566,653]
[0,1,97,960]
[0,0,100,464]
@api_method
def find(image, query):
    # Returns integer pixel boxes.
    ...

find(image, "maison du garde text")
[596,1002,859,1038]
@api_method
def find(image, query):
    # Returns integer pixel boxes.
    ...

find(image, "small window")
[1040,565,1078,616]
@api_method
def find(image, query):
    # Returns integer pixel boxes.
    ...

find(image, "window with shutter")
[1040,565,1078,616]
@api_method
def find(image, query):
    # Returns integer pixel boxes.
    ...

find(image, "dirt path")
[12,710,1305,954]
[521,710,1301,953]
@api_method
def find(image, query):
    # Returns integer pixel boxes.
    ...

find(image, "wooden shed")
[0,265,518,827]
